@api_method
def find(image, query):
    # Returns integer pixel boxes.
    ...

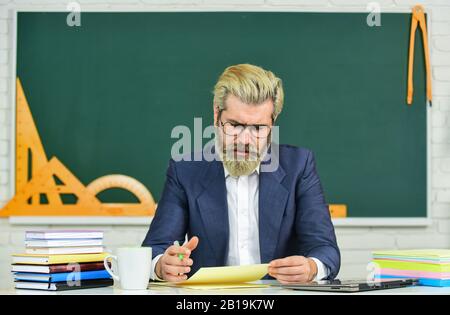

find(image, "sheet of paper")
[149,264,269,289]
[181,263,269,284]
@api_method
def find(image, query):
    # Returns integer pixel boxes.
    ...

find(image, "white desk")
[1,281,450,295]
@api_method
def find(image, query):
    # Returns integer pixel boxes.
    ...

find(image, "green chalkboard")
[16,12,427,218]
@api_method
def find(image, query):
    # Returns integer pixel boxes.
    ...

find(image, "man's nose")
[237,127,252,144]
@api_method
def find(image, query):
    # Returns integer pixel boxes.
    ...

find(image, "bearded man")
[142,64,340,284]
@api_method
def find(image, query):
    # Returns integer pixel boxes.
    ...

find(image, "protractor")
[86,174,155,207]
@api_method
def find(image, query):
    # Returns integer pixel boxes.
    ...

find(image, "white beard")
[214,131,269,177]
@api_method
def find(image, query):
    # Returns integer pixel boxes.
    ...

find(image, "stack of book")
[12,230,113,291]
[371,249,450,287]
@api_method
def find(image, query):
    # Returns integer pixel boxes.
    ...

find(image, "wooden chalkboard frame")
[7,8,432,226]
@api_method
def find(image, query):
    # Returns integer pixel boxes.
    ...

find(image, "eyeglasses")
[217,110,272,139]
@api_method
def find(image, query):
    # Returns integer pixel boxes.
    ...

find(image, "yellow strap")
[407,5,432,106]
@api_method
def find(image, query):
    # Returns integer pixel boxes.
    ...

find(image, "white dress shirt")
[224,167,261,266]
[151,165,329,281]
[223,166,329,281]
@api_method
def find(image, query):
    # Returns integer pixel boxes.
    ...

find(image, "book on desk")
[12,230,113,291]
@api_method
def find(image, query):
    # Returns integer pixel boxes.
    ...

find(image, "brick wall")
[0,0,449,290]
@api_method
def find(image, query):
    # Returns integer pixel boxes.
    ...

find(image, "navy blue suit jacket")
[142,144,340,280]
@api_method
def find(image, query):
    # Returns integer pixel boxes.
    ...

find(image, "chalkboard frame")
[7,8,432,227]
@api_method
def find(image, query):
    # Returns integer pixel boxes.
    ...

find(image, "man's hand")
[155,236,199,282]
[268,256,318,284]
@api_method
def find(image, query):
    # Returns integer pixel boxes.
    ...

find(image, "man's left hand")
[268,256,318,284]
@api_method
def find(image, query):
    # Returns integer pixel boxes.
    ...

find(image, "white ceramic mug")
[104,247,152,290]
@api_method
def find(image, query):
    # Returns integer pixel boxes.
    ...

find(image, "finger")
[182,258,194,266]
[269,266,307,276]
[164,255,193,267]
[167,245,191,257]
[270,257,299,267]
[269,256,307,268]
[163,273,188,282]
[164,264,191,276]
[184,236,199,251]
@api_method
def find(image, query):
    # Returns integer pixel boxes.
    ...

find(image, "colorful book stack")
[11,230,113,291]
[371,249,450,287]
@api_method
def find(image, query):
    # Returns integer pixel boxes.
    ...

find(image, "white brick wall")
[0,0,449,290]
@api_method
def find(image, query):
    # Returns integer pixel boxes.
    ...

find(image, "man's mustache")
[224,144,259,155]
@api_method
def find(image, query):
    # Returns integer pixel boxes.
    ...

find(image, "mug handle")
[104,255,120,281]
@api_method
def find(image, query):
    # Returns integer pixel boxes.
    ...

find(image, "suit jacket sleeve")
[142,159,189,259]
[295,150,341,280]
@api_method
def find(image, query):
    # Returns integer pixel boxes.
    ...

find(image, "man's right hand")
[155,236,199,282]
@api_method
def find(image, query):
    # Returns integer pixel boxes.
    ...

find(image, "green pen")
[173,240,184,261]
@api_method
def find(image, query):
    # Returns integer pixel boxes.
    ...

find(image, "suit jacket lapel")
[258,147,289,263]
[196,160,229,265]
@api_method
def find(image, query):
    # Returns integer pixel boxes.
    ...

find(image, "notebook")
[25,239,103,248]
[12,252,109,265]
[15,279,113,291]
[14,270,111,283]
[25,230,103,240]
[11,262,107,274]
[25,246,104,255]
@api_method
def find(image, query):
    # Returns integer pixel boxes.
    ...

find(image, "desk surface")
[1,281,450,295]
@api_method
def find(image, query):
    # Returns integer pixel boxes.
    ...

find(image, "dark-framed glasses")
[218,120,272,139]
[216,109,272,139]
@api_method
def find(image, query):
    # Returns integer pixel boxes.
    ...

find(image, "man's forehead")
[222,96,273,124]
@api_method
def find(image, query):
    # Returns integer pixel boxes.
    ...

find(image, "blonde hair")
[213,64,284,120]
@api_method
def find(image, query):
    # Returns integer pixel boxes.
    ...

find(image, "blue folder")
[14,270,111,283]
